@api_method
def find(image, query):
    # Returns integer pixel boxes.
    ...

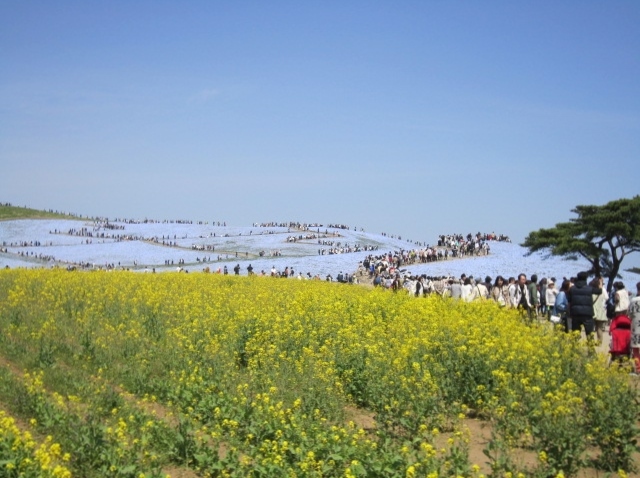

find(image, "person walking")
[567,271,602,339]
[629,282,640,375]
[461,277,473,302]
[590,276,609,345]
[491,276,508,307]
[471,278,489,301]
[545,279,558,319]
[510,273,531,313]
[450,279,462,299]
[528,274,539,319]
[613,281,630,317]
[506,277,517,309]
[538,278,548,316]
[555,279,571,331]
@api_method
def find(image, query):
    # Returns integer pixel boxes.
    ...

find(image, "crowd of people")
[1,226,507,279]
[108,218,219,225]
[40,225,508,270]
[318,243,379,255]
[199,263,359,284]
[258,250,282,257]
[3,240,51,247]
[51,227,145,242]
[438,232,511,247]
[10,250,57,262]
[254,221,327,229]
[366,267,639,373]
[358,232,514,274]
[285,231,342,243]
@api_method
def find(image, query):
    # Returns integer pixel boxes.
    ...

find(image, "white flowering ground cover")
[1,218,638,286]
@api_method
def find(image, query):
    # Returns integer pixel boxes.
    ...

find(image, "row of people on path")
[398,270,639,374]
[202,263,344,282]
[437,232,511,247]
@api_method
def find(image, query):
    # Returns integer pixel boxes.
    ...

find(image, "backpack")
[555,291,567,312]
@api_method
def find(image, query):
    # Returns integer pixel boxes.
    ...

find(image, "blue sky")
[1,1,639,247]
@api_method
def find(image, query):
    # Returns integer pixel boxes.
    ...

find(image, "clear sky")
[1,1,639,246]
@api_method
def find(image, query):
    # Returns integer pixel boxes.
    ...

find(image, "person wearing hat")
[539,278,548,316]
[450,278,462,299]
[567,271,603,337]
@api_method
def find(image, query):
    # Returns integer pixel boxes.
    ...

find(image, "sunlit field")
[0,269,637,477]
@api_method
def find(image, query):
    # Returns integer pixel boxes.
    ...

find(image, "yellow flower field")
[0,269,637,477]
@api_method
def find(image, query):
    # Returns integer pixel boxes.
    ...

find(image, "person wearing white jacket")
[461,277,473,302]
[510,273,531,311]
[590,276,609,345]
[545,279,558,319]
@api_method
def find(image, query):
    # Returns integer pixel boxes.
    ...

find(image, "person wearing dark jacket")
[567,271,602,336]
[528,274,539,319]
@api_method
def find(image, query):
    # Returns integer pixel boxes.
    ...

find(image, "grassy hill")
[0,204,85,221]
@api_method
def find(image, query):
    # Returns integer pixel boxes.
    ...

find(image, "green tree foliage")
[0,204,83,221]
[522,196,640,291]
